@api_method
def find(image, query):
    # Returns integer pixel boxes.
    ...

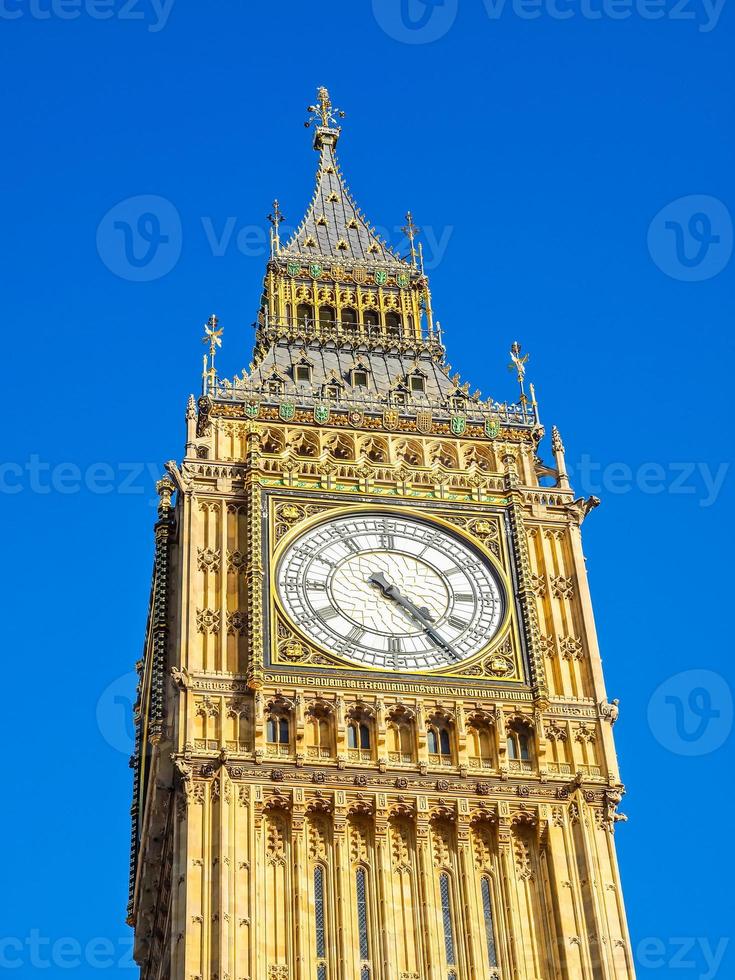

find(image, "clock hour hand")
[368,571,462,662]
[368,571,434,623]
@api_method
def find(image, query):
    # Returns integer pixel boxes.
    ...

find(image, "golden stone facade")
[129,88,634,979]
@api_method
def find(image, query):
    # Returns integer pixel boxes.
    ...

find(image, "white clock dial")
[276,512,504,671]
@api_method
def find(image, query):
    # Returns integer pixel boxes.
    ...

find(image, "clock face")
[276,512,504,672]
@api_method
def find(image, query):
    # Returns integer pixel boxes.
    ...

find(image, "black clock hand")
[368,571,462,662]
[368,571,434,622]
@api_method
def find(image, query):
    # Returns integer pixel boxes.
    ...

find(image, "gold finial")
[305,86,345,129]
[267,199,285,256]
[202,313,223,395]
[401,211,420,267]
[508,341,530,402]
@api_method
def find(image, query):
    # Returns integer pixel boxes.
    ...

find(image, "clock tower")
[129,88,634,980]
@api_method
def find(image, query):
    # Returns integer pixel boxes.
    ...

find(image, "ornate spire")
[305,86,345,135]
[282,86,404,265]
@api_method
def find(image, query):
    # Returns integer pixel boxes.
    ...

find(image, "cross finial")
[267,200,285,255]
[401,211,421,268]
[305,86,345,130]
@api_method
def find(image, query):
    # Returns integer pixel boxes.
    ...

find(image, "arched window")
[468,724,494,769]
[348,722,371,751]
[306,709,332,760]
[385,311,401,338]
[386,718,413,764]
[427,721,453,765]
[342,307,358,328]
[266,713,290,754]
[297,303,314,326]
[319,305,336,329]
[363,310,379,330]
[507,724,533,770]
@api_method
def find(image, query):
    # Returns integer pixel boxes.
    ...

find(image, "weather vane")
[267,199,285,255]
[202,313,223,394]
[305,86,346,129]
[508,341,530,402]
[401,211,420,267]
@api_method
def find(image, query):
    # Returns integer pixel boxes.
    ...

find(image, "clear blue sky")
[2,1,733,976]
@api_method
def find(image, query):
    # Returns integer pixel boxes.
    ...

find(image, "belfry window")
[363,310,379,331]
[410,374,426,394]
[352,369,369,389]
[297,303,314,327]
[294,363,312,383]
[319,305,336,329]
[385,311,402,338]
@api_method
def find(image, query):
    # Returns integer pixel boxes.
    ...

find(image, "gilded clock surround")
[129,88,633,980]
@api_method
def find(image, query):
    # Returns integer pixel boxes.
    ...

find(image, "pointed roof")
[281,88,406,266]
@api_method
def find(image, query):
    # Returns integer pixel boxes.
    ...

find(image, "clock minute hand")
[368,571,461,662]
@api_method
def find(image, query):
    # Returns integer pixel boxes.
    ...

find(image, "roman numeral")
[380,534,395,550]
[342,538,361,554]
[448,616,469,630]
[454,593,473,603]
[318,606,339,621]
[306,580,326,591]
[347,626,365,643]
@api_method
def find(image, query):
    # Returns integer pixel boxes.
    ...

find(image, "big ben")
[128,87,634,979]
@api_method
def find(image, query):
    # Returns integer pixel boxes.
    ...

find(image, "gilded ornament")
[348,409,365,427]
[374,269,388,286]
[397,271,409,287]
[245,400,260,419]
[287,261,300,277]
[309,262,323,279]
[313,403,330,424]
[278,401,296,421]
